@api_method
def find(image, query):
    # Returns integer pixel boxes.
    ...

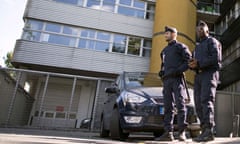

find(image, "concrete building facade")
[10,0,240,130]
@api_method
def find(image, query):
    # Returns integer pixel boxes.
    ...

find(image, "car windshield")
[124,72,163,89]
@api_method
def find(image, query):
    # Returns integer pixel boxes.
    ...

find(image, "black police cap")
[165,26,177,33]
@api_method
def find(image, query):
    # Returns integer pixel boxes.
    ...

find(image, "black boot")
[193,128,214,142]
[178,130,186,141]
[155,131,174,141]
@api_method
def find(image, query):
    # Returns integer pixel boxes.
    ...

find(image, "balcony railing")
[222,47,240,67]
[197,1,220,15]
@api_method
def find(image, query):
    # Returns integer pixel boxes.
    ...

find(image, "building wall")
[0,70,34,126]
[24,0,153,38]
[150,0,197,83]
[13,40,150,74]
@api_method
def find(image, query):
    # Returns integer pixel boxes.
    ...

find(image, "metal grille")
[0,68,113,130]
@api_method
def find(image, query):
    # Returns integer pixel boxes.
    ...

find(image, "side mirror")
[105,87,119,94]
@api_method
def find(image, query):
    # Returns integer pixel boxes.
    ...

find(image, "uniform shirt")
[193,36,222,71]
[160,40,191,77]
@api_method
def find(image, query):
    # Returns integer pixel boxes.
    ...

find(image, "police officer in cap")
[156,26,191,141]
[189,21,222,142]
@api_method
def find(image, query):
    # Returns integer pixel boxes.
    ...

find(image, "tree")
[3,51,14,68]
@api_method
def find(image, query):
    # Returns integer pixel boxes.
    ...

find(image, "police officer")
[156,26,191,141]
[189,21,222,142]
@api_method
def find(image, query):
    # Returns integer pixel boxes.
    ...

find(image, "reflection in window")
[133,0,145,9]
[54,0,78,4]
[146,3,155,20]
[26,20,43,30]
[118,6,144,18]
[103,0,115,12]
[23,31,41,41]
[95,41,110,51]
[78,39,95,49]
[128,37,141,55]
[142,39,152,57]
[81,30,95,38]
[112,34,126,53]
[45,23,61,33]
[87,0,101,9]
[42,33,76,47]
[52,0,153,20]
[63,26,79,36]
[119,0,131,6]
[97,32,110,41]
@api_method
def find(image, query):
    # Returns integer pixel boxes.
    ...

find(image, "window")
[42,33,76,47]
[81,29,96,38]
[95,41,110,51]
[102,0,115,12]
[97,32,110,41]
[22,19,152,57]
[53,0,79,5]
[127,37,141,56]
[118,0,145,18]
[146,3,155,20]
[119,0,131,6]
[45,23,61,33]
[26,20,43,30]
[142,39,152,57]
[22,31,41,41]
[63,26,79,36]
[112,34,126,53]
[78,39,95,49]
[87,0,101,8]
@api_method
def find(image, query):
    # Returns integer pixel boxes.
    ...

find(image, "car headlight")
[122,92,147,105]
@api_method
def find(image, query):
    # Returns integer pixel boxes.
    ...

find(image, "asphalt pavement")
[1,127,240,144]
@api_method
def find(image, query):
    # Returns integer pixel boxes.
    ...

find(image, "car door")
[102,76,122,130]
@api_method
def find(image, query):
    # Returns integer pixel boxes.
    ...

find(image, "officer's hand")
[188,59,198,69]
[158,70,164,78]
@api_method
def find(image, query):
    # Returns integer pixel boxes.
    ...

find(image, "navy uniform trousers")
[194,70,219,129]
[163,76,188,132]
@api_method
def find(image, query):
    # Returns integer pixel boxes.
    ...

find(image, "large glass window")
[22,19,152,57]
[52,0,154,20]
[142,39,152,57]
[112,34,126,53]
[63,26,79,36]
[87,0,101,8]
[119,0,131,6]
[78,39,95,49]
[22,31,41,41]
[102,0,115,12]
[81,30,96,38]
[95,41,110,51]
[97,32,110,41]
[127,37,141,56]
[45,23,61,33]
[25,20,43,30]
[53,0,79,5]
[42,33,76,47]
[118,0,145,18]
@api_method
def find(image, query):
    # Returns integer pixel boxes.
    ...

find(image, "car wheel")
[190,130,201,138]
[110,108,129,140]
[100,117,109,138]
[153,130,164,137]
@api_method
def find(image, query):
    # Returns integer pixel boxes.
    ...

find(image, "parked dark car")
[100,72,200,140]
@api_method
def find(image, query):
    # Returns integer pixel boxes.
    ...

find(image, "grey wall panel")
[24,0,153,38]
[13,40,150,74]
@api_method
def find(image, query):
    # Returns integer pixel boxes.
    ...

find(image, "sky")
[0,0,27,67]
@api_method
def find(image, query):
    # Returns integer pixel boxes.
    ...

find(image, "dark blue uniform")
[193,36,222,129]
[160,40,191,132]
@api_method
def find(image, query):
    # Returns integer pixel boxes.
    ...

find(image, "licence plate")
[159,106,164,115]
